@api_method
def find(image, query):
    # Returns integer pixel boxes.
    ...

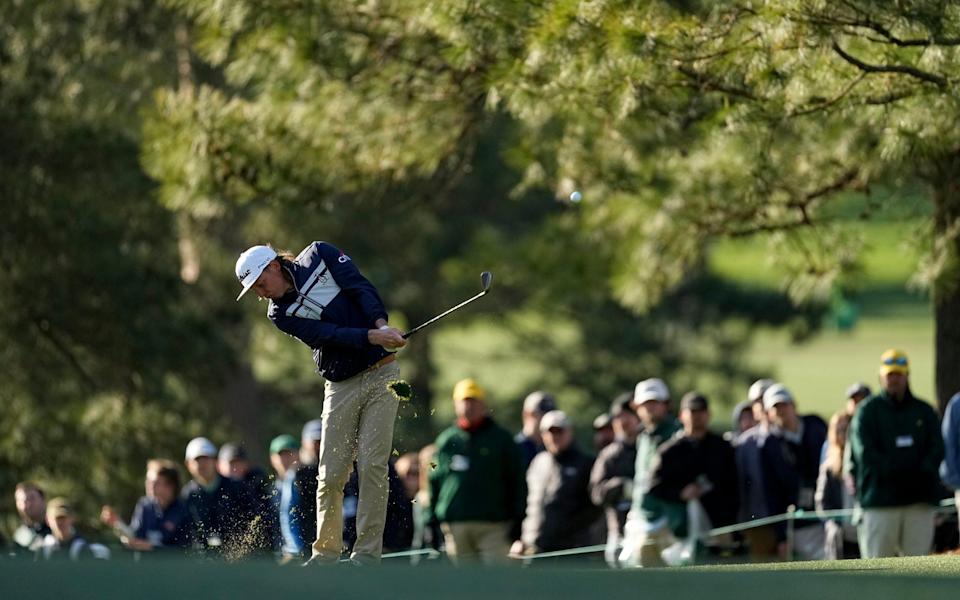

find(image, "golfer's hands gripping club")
[369,325,406,350]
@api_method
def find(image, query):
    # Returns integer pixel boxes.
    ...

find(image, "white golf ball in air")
[569,191,582,203]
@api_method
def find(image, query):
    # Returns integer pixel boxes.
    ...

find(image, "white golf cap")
[748,378,775,403]
[185,437,218,461]
[634,378,670,404]
[539,410,571,432]
[762,383,794,411]
[235,245,278,301]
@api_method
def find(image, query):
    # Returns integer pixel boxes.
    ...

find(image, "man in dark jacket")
[850,349,944,558]
[181,437,259,557]
[590,392,640,566]
[760,383,827,560]
[429,379,525,564]
[515,410,599,555]
[646,392,739,541]
[236,242,406,565]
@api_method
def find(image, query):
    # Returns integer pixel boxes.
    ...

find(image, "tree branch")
[831,41,947,88]
[676,65,757,100]
[31,317,97,391]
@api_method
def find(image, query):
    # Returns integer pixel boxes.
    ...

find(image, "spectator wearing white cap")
[620,378,681,567]
[235,241,406,566]
[515,390,558,471]
[181,437,259,555]
[733,378,777,560]
[760,383,827,560]
[513,410,600,557]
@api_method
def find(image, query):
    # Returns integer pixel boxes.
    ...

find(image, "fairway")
[3,555,959,600]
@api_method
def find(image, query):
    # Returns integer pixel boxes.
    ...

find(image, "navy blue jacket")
[761,415,827,539]
[130,496,191,549]
[268,242,391,382]
[181,476,261,553]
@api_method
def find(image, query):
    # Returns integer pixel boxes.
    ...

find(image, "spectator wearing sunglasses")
[849,349,944,558]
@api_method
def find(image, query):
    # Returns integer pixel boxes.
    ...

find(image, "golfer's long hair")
[270,245,297,286]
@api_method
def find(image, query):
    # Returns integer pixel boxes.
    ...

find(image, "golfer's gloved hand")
[368,326,406,350]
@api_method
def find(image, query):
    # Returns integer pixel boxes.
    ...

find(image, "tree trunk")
[221,360,266,464]
[932,154,960,414]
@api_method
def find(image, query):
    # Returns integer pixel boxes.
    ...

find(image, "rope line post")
[785,504,796,562]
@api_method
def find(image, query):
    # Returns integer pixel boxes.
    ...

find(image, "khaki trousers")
[440,521,511,565]
[311,361,400,563]
[857,504,935,558]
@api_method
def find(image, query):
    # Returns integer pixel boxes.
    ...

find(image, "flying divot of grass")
[387,379,412,401]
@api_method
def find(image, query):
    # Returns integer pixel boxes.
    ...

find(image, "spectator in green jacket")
[428,378,525,565]
[849,349,944,558]
[621,377,682,567]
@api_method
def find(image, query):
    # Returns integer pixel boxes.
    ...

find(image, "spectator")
[411,444,444,561]
[395,453,420,502]
[218,442,254,481]
[850,349,944,558]
[515,390,557,470]
[342,459,413,555]
[294,419,323,547]
[514,410,599,556]
[821,383,873,465]
[428,379,525,564]
[844,382,871,415]
[269,434,308,560]
[39,498,110,560]
[300,419,323,466]
[761,383,827,560]
[593,413,615,452]
[12,481,51,554]
[734,378,776,560]
[643,392,738,565]
[815,412,859,560]
[219,442,277,551]
[942,392,960,537]
[101,459,191,551]
[181,437,259,556]
[590,392,640,567]
[731,400,756,439]
[621,377,681,566]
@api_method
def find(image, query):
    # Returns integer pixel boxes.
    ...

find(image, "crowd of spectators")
[5,349,959,567]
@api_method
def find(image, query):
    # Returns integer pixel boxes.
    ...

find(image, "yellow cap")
[452,378,485,402]
[879,349,909,375]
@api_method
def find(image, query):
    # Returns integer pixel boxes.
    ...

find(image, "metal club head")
[480,271,493,293]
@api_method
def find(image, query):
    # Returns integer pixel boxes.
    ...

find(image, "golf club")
[402,271,493,339]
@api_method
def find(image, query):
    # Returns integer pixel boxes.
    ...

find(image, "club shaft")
[402,291,487,338]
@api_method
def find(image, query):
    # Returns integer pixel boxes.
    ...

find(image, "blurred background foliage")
[2,0,954,533]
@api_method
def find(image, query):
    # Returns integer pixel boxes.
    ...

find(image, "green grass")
[2,554,958,599]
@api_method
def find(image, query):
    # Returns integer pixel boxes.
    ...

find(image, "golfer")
[235,242,405,565]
